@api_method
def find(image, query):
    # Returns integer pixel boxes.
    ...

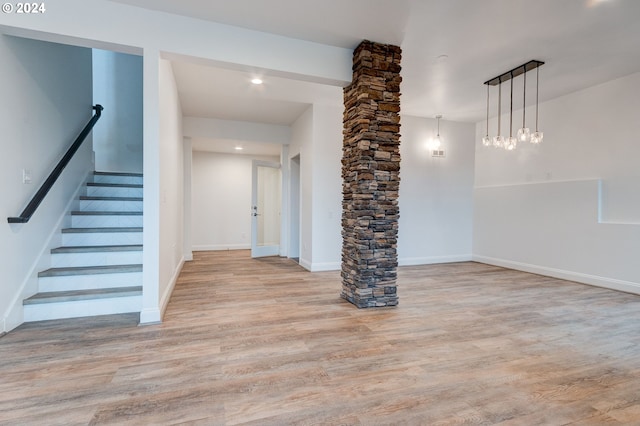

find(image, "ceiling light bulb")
[251,78,263,85]
[235,146,243,151]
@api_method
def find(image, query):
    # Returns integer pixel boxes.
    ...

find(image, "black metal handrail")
[8,105,104,224]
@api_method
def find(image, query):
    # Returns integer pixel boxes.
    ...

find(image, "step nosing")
[38,264,143,277]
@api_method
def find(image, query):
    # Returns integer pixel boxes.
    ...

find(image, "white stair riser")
[62,232,143,246]
[51,251,143,268]
[39,271,142,292]
[23,295,142,322]
[86,186,143,198]
[80,199,142,212]
[93,175,143,185]
[72,215,143,228]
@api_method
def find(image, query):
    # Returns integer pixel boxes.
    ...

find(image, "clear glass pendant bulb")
[482,136,491,147]
[517,127,530,143]
[505,136,517,151]
[530,131,544,144]
[492,135,504,148]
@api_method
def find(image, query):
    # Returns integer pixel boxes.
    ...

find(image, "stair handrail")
[8,104,104,224]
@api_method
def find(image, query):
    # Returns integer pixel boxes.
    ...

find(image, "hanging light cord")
[535,66,539,132]
[522,70,526,127]
[509,72,514,137]
[497,81,501,136]
[485,84,489,137]
[437,116,440,137]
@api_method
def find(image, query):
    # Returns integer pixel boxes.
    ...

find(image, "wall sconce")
[483,60,544,150]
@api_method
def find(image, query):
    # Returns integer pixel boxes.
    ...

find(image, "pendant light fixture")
[482,60,544,150]
[504,72,517,151]
[530,65,544,144]
[433,115,442,149]
[517,70,531,143]
[427,114,443,151]
[492,81,504,148]
[482,84,491,146]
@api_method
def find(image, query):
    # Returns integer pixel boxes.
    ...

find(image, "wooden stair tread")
[94,171,143,177]
[87,182,143,188]
[24,286,142,305]
[51,245,143,254]
[71,211,143,216]
[80,196,143,201]
[38,264,142,277]
[62,227,143,233]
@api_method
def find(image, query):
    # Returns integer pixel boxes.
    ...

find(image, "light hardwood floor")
[2,250,640,425]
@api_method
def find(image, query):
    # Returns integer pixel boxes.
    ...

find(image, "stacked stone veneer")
[341,40,402,308]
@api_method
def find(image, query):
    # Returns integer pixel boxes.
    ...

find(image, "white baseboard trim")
[299,258,312,271]
[139,308,161,324]
[473,255,640,295]
[399,254,472,266]
[140,256,185,325]
[310,261,340,272]
[160,257,185,319]
[192,244,250,251]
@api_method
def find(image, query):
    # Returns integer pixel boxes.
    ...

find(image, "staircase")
[23,171,143,322]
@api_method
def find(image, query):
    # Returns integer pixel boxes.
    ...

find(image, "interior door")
[251,160,281,258]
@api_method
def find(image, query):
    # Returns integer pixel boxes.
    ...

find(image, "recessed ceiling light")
[251,78,263,85]
[234,146,243,151]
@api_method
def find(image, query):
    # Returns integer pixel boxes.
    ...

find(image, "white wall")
[191,152,279,251]
[0,35,93,332]
[289,106,314,269]
[474,71,640,291]
[310,104,343,271]
[157,59,185,317]
[398,115,475,265]
[92,49,143,173]
[184,117,290,146]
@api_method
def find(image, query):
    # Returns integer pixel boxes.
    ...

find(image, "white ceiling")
[113,0,640,152]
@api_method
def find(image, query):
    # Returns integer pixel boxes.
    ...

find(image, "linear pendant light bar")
[483,59,545,151]
[484,60,544,86]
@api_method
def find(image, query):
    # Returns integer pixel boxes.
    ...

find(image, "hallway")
[2,251,640,424]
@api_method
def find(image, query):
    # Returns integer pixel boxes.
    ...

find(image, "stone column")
[341,40,402,308]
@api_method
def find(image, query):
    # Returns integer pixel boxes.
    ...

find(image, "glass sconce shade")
[517,127,531,143]
[505,136,517,151]
[530,131,544,144]
[482,136,491,146]
[427,135,442,150]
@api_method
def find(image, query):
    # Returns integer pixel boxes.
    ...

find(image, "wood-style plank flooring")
[2,250,640,425]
